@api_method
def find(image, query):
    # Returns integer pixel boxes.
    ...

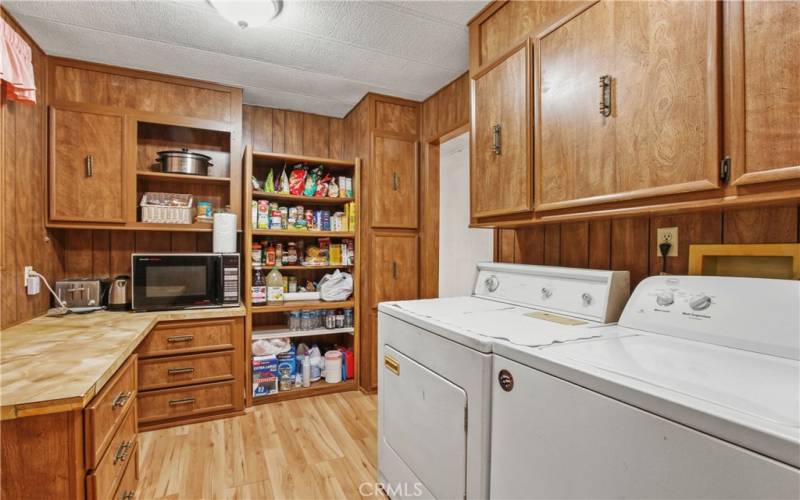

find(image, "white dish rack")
[140,192,194,224]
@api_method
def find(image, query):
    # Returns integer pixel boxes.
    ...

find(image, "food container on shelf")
[155,148,213,176]
[140,192,193,224]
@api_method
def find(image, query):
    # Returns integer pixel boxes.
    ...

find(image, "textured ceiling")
[5,0,488,117]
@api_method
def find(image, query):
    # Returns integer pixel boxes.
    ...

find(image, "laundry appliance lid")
[494,326,800,468]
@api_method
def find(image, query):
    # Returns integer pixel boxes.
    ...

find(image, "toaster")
[55,279,109,308]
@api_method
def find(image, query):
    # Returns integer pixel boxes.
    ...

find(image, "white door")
[490,355,800,499]
[438,132,493,297]
[382,346,467,499]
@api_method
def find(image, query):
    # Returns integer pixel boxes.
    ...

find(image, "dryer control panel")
[472,263,630,324]
[619,275,800,360]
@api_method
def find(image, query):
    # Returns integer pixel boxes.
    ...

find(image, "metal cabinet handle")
[112,391,131,409]
[113,440,132,465]
[392,261,398,279]
[384,355,400,375]
[167,367,195,375]
[599,75,612,117]
[85,155,94,177]
[120,491,135,500]
[166,335,194,343]
[169,397,196,406]
[392,172,399,191]
[491,124,502,154]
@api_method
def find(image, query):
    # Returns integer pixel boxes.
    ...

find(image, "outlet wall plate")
[656,227,678,257]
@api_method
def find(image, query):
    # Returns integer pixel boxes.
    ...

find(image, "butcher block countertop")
[0,306,246,420]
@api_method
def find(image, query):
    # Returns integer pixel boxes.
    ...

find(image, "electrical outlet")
[23,266,33,286]
[656,227,678,257]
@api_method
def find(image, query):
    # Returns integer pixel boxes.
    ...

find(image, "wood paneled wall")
[0,10,63,328]
[495,205,800,287]
[242,105,346,160]
[421,72,469,143]
[60,230,213,278]
[419,72,470,298]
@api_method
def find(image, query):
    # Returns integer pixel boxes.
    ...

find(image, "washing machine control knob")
[689,294,712,311]
[541,287,553,299]
[656,291,674,307]
[484,275,500,292]
[498,370,514,392]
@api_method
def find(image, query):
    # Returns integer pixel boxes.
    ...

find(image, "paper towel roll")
[213,212,237,253]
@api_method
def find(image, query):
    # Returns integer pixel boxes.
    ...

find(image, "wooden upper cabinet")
[471,43,531,219]
[370,232,419,306]
[469,0,576,74]
[535,0,721,211]
[728,0,800,186]
[537,1,615,207]
[50,107,126,223]
[371,134,418,229]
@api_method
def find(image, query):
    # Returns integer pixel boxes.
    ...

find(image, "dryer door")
[382,346,467,499]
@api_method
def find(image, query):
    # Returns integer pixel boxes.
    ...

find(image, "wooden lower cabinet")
[0,355,139,500]
[84,355,137,469]
[86,405,137,500]
[138,380,238,424]
[370,231,420,305]
[136,317,245,430]
[114,444,139,500]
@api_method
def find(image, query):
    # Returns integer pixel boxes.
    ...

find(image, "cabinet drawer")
[138,318,239,358]
[85,355,137,470]
[112,443,139,500]
[87,406,137,500]
[138,351,235,391]
[137,380,236,424]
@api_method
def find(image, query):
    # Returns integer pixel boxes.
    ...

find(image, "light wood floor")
[138,391,382,499]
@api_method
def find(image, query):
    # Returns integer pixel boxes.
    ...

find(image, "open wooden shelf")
[137,170,231,185]
[131,222,214,232]
[244,147,361,407]
[252,191,354,205]
[253,326,354,340]
[251,299,355,313]
[252,229,355,238]
[252,379,357,405]
[252,151,356,168]
[251,265,353,271]
[46,221,219,232]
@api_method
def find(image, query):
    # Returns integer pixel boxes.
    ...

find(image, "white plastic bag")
[318,270,353,302]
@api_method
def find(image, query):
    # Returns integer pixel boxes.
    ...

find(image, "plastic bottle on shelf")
[302,354,311,388]
[252,267,266,305]
[266,267,284,305]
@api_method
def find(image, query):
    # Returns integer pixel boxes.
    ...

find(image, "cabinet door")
[371,134,418,229]
[370,232,419,306]
[472,43,531,219]
[613,1,720,196]
[729,0,800,185]
[50,108,125,223]
[536,1,615,208]
[536,0,720,211]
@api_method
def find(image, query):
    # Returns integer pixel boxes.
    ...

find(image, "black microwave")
[132,253,240,311]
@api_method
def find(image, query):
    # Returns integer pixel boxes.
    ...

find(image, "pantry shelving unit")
[242,146,361,407]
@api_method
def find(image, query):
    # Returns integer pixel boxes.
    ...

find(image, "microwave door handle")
[214,257,223,305]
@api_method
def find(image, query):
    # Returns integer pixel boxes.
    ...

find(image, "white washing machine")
[377,263,630,499]
[491,275,800,499]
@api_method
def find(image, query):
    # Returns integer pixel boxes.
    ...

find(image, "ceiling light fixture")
[209,0,281,29]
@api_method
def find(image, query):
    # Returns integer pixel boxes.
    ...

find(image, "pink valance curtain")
[1,17,36,104]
